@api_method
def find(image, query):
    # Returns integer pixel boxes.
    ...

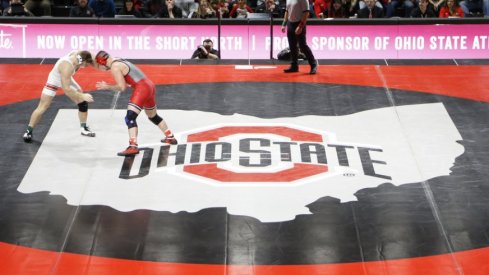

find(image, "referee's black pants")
[287,21,316,67]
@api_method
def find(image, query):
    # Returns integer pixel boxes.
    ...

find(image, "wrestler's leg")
[64,80,95,137]
[145,104,177,145]
[64,81,87,123]
[28,93,54,129]
[145,108,169,132]
[117,105,141,156]
[128,105,140,143]
[23,93,54,142]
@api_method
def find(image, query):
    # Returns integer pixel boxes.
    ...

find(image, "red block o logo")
[183,126,329,182]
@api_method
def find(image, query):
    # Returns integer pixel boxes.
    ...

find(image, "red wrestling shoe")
[117,145,139,156]
[161,136,178,145]
[118,139,139,156]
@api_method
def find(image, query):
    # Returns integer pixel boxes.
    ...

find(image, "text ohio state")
[120,138,392,180]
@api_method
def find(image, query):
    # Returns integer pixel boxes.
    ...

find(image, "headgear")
[95,51,110,66]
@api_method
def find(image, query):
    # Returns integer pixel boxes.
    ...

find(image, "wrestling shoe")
[117,145,139,156]
[23,131,32,143]
[81,126,96,137]
[161,136,178,145]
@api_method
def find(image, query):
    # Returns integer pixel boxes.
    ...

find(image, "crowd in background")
[1,0,488,19]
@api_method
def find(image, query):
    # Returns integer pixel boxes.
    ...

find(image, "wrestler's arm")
[59,61,93,103]
[96,63,127,92]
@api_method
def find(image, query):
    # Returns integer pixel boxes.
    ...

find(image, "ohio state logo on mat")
[183,125,329,182]
[118,124,396,184]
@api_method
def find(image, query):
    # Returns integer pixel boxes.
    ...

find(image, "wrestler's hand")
[82,93,94,103]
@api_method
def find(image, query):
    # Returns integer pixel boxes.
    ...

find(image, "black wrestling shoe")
[310,62,318,75]
[23,131,32,143]
[284,65,299,73]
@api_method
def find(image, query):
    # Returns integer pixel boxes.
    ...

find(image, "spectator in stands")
[385,0,415,17]
[211,0,230,17]
[410,0,436,17]
[194,0,216,19]
[313,0,330,18]
[3,0,34,16]
[196,0,217,17]
[1,0,9,14]
[70,0,95,17]
[134,0,143,10]
[459,0,485,16]
[354,0,383,14]
[255,0,269,12]
[439,0,464,16]
[328,0,347,17]
[89,0,116,17]
[24,0,51,16]
[141,0,164,17]
[191,38,220,59]
[357,0,383,17]
[273,0,286,17]
[341,0,356,16]
[256,0,284,17]
[174,0,199,18]
[307,0,316,17]
[429,0,445,13]
[269,0,283,12]
[229,0,253,17]
[161,0,183,17]
[118,0,142,16]
[224,0,235,15]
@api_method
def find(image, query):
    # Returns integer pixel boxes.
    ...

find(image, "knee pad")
[148,114,163,125]
[125,110,139,129]
[77,101,88,112]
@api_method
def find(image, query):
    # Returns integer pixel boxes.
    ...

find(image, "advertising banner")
[1,22,489,59]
